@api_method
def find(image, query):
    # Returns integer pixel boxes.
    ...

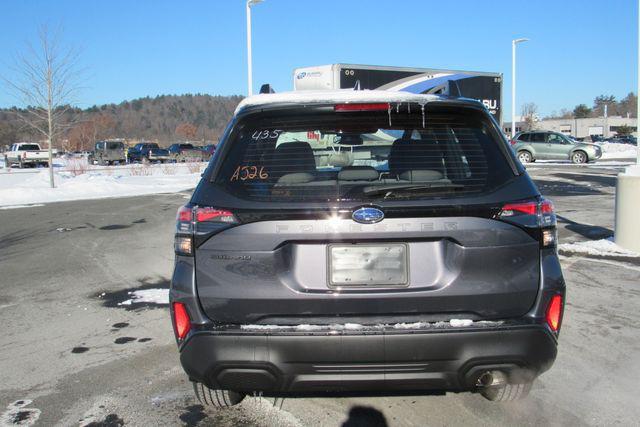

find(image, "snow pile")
[599,142,638,160]
[0,204,45,210]
[118,289,169,306]
[240,319,502,332]
[558,237,639,258]
[0,165,201,207]
[236,89,443,113]
[0,399,41,426]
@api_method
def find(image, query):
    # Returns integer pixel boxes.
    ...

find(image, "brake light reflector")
[195,207,236,223]
[335,103,390,112]
[546,294,563,332]
[173,302,191,340]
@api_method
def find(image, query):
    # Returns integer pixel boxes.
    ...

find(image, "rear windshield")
[180,144,194,149]
[211,106,514,202]
[18,144,41,151]
[107,142,123,149]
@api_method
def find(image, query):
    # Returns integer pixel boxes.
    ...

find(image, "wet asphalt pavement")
[0,164,638,426]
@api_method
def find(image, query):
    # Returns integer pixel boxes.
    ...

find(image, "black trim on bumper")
[179,325,557,394]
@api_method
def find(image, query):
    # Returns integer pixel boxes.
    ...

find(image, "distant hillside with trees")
[0,94,243,151]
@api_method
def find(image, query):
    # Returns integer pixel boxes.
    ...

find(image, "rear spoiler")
[259,84,275,94]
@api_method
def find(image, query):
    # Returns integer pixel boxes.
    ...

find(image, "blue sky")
[0,0,637,118]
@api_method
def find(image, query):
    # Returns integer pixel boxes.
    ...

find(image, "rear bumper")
[179,324,557,394]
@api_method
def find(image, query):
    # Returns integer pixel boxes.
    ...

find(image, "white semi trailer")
[293,63,503,124]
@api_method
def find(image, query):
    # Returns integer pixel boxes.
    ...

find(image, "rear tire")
[192,382,245,408]
[480,382,532,402]
[517,150,533,163]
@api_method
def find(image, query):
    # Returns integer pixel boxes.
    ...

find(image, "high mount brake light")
[546,294,563,332]
[172,302,191,340]
[334,103,390,112]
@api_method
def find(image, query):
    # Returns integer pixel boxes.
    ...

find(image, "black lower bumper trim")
[179,326,557,394]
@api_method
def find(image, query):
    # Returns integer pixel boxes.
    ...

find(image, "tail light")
[175,205,237,256]
[172,302,191,340]
[195,207,236,223]
[546,294,563,332]
[510,139,517,146]
[497,198,557,248]
[22,152,26,159]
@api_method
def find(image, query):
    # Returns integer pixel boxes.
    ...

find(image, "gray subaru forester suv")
[170,91,565,406]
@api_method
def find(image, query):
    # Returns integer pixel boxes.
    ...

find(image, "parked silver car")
[511,131,602,164]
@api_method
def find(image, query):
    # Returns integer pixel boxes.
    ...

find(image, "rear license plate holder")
[327,244,409,287]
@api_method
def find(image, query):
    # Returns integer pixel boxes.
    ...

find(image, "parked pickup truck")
[168,143,204,162]
[4,143,50,168]
[127,143,171,163]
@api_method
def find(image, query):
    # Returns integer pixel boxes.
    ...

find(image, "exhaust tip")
[476,370,507,388]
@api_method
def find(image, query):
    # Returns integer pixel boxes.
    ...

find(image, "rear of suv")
[170,91,565,406]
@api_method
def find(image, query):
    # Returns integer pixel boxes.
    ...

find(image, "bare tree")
[521,103,539,131]
[2,26,82,187]
[175,122,198,140]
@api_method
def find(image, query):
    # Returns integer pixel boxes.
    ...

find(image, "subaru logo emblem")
[352,207,384,224]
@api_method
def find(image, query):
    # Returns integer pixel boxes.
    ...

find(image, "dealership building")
[503,116,637,138]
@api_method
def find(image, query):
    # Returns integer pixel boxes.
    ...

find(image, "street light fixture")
[511,38,529,139]
[246,0,264,97]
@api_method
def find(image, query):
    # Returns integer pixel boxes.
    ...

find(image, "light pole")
[511,38,529,139]
[246,0,263,97]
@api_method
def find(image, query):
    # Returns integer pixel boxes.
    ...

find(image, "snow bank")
[599,142,638,160]
[0,163,202,207]
[558,237,639,258]
[118,288,169,306]
[236,89,443,113]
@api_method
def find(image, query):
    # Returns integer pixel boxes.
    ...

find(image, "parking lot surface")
[0,164,638,426]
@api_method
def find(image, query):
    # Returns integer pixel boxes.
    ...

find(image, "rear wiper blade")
[362,183,464,197]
